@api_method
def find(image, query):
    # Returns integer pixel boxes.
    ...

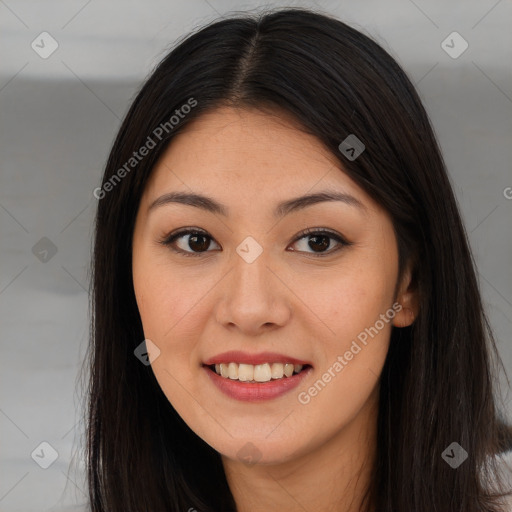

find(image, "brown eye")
[160,229,220,257]
[184,233,212,252]
[160,227,351,258]
[289,228,349,256]
[296,233,331,253]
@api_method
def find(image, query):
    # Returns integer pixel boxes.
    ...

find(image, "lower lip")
[203,365,313,402]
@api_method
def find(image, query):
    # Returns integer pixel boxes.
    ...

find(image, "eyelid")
[292,227,350,246]
[159,226,351,257]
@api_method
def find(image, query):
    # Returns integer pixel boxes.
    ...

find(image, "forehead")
[142,106,373,213]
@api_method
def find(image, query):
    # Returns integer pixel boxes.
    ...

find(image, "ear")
[392,262,419,328]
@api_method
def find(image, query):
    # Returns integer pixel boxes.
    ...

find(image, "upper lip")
[203,351,312,366]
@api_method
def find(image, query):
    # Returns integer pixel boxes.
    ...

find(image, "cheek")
[297,274,393,422]
[132,248,218,378]
[133,243,197,340]
[305,247,396,390]
[309,257,396,343]
[133,257,201,399]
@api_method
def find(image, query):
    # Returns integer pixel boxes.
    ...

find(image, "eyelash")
[158,227,351,258]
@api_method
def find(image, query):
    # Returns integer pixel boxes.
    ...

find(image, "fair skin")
[132,106,418,512]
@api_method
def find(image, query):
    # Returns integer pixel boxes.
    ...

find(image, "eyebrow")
[148,190,366,218]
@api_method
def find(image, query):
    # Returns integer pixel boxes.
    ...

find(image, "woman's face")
[132,106,414,465]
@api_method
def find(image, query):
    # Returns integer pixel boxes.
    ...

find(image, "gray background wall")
[1,1,511,510]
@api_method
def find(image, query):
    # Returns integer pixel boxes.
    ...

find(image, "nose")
[214,249,292,336]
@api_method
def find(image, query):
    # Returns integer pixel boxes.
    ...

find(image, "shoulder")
[494,449,512,511]
[44,452,512,512]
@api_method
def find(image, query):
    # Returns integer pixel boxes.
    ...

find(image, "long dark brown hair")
[83,7,512,511]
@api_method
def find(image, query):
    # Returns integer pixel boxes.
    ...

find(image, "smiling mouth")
[204,362,311,383]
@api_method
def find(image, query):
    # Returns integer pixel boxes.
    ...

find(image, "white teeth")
[214,362,304,381]
[228,362,238,379]
[270,363,284,379]
[254,363,272,382]
[238,364,253,382]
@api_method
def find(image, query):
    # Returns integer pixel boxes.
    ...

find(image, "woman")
[84,7,512,512]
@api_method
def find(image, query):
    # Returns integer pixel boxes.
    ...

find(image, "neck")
[222,391,378,512]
